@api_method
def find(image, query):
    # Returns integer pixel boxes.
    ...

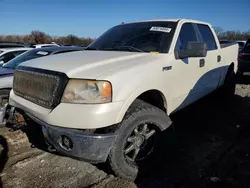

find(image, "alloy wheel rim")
[124,123,157,163]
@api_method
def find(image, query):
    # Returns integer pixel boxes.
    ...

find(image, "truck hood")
[20,51,150,79]
[0,67,15,76]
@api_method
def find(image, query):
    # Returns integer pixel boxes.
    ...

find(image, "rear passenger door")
[195,24,220,94]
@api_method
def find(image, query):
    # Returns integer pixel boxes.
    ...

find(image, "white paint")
[9,19,239,129]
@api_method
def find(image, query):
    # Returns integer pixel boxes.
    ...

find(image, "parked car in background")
[0,42,30,48]
[30,43,60,48]
[237,39,250,75]
[237,40,246,51]
[0,46,85,106]
[5,19,238,180]
[0,48,32,66]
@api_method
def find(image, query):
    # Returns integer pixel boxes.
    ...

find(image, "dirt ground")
[1,75,250,188]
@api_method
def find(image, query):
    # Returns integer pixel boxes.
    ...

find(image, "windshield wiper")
[103,46,144,52]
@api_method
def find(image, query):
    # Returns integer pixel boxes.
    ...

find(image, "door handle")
[200,59,205,67]
[217,55,221,62]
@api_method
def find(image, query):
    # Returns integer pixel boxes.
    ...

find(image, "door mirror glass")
[175,42,207,59]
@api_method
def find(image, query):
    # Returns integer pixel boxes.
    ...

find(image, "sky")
[0,0,249,38]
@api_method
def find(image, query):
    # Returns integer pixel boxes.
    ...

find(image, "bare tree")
[30,30,50,44]
[213,27,224,37]
[0,31,91,46]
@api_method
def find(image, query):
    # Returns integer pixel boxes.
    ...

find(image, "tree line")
[0,28,250,46]
[214,27,250,40]
[0,30,94,46]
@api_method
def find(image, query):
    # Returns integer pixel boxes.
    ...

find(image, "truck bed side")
[220,42,239,69]
[220,41,238,49]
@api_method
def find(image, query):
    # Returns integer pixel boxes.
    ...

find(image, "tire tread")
[108,99,168,180]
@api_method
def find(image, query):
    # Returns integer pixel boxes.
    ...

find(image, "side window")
[0,52,15,63]
[175,23,198,51]
[197,24,217,51]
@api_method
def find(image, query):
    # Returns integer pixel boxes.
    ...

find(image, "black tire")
[108,99,170,181]
[220,66,236,98]
[0,89,10,107]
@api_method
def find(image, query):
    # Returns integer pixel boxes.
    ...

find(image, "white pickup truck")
[6,19,238,180]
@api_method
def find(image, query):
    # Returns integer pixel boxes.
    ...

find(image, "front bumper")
[27,113,117,163]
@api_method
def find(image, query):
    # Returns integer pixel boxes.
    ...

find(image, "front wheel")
[108,99,171,180]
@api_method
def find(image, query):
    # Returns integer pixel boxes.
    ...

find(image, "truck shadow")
[6,65,250,188]
[135,71,250,187]
[0,135,8,188]
[236,74,250,84]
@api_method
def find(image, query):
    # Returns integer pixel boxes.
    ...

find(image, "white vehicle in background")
[0,48,32,66]
[30,43,60,48]
[0,46,85,107]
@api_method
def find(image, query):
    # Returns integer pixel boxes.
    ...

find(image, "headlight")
[61,79,112,104]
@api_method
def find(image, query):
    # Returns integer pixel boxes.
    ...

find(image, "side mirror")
[175,42,207,59]
[0,61,4,65]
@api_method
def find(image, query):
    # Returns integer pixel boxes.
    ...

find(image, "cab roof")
[125,18,211,27]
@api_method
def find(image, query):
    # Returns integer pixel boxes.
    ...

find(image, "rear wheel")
[108,99,170,180]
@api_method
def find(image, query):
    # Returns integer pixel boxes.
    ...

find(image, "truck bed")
[220,41,238,49]
[219,42,239,74]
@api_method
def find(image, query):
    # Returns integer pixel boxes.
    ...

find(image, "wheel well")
[0,88,12,91]
[136,90,167,112]
[228,63,235,73]
[230,63,234,70]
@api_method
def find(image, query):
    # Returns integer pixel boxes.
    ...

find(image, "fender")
[115,86,171,130]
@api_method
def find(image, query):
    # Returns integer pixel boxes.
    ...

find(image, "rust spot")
[16,113,25,123]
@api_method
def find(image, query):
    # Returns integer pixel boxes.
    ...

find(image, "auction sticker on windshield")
[37,51,49,55]
[150,27,172,33]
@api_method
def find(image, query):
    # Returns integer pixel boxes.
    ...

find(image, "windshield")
[2,49,51,69]
[86,21,177,53]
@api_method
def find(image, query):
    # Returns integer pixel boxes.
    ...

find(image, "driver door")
[171,23,207,111]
